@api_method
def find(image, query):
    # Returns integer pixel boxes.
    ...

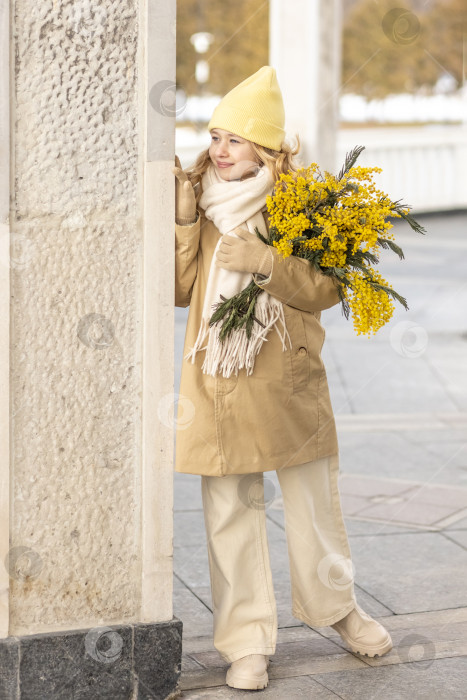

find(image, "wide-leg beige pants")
[201,453,358,663]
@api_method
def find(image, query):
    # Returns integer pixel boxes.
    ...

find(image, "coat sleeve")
[253,245,342,313]
[175,214,201,308]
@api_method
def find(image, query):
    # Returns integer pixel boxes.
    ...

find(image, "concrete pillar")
[0,0,181,697]
[0,0,10,644]
[270,0,343,171]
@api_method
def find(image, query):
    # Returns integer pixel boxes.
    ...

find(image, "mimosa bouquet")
[210,145,426,339]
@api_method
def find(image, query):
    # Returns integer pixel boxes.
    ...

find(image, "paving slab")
[268,507,421,538]
[327,341,458,415]
[270,471,467,529]
[344,518,421,536]
[446,516,467,531]
[410,482,467,510]
[330,474,467,528]
[264,518,296,582]
[423,342,467,412]
[402,427,467,444]
[351,585,395,619]
[180,584,212,618]
[403,438,467,487]
[181,655,207,674]
[321,358,350,413]
[441,530,467,551]
[174,545,211,589]
[336,412,467,432]
[173,584,213,639]
[313,655,467,700]
[272,580,299,628]
[405,284,467,335]
[352,499,459,528]
[178,674,341,698]
[339,474,416,499]
[174,510,208,548]
[348,532,467,613]
[337,431,467,487]
[174,472,203,512]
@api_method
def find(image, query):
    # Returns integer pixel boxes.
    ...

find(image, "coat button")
[297,347,307,356]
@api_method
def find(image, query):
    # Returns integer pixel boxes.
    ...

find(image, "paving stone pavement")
[173,212,467,699]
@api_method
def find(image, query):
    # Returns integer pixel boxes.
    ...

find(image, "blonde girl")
[173,66,392,691]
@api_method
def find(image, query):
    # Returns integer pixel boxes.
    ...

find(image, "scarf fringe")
[185,299,291,378]
[186,165,291,378]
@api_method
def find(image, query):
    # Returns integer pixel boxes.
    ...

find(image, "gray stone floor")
[173,211,467,698]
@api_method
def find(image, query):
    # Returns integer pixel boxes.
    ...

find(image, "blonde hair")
[185,135,301,203]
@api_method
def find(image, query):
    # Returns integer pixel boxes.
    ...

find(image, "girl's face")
[209,128,259,181]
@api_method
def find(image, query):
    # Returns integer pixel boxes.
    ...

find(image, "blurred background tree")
[176,0,465,98]
[176,0,268,96]
[428,0,467,90]
[342,0,465,97]
[342,0,436,98]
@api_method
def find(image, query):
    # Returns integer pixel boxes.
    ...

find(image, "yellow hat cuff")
[208,106,286,151]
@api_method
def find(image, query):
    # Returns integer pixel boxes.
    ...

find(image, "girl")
[173,66,392,691]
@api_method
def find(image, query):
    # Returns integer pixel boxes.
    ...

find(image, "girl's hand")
[173,155,197,225]
[216,228,273,277]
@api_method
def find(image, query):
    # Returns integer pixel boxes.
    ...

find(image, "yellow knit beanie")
[208,66,285,151]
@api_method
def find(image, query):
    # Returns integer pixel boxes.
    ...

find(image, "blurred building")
[175,0,467,213]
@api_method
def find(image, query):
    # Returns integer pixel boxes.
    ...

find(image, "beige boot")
[225,654,270,690]
[331,604,393,657]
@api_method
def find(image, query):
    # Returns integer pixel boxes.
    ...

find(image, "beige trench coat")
[174,206,341,477]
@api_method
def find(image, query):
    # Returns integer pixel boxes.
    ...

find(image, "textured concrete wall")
[0,0,10,640]
[9,0,145,635]
[141,0,176,624]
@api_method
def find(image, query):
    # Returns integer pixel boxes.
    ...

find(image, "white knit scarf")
[185,164,290,378]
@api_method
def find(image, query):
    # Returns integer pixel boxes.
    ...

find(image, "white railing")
[338,126,467,214]
[175,125,467,213]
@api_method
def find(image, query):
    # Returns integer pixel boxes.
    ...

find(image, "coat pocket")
[215,372,239,396]
[284,307,310,394]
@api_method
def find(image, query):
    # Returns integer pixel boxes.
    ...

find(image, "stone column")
[0,0,10,645]
[0,0,181,698]
[269,0,342,171]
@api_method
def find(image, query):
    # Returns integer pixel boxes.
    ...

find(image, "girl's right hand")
[173,155,197,225]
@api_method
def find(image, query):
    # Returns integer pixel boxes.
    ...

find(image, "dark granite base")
[0,618,182,700]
